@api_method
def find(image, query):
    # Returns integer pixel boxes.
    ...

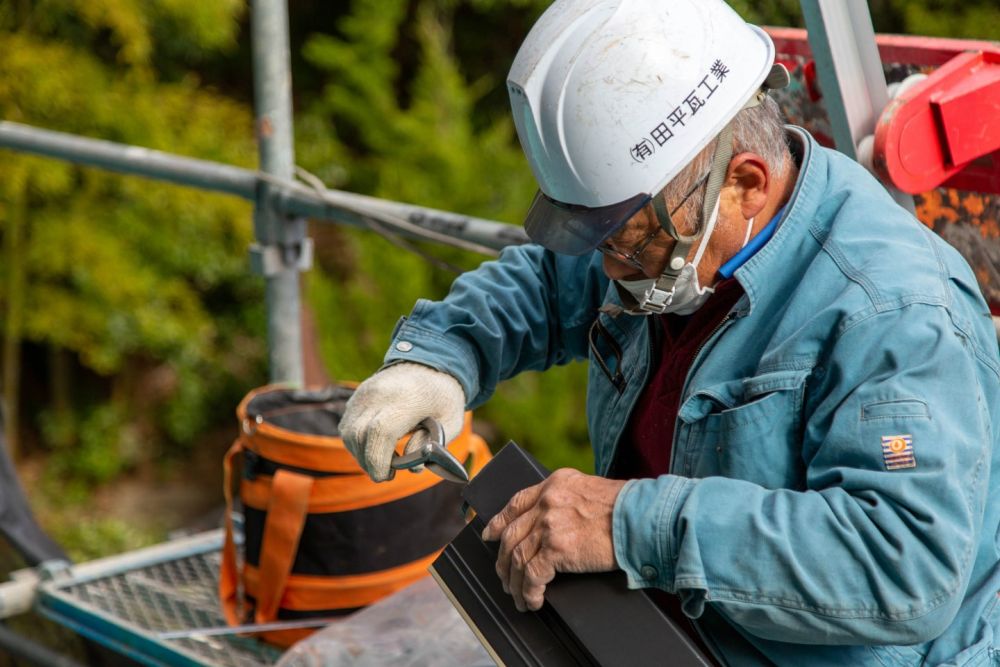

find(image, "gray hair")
[663,94,790,233]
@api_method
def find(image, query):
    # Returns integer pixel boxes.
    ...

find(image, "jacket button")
[640,565,658,580]
[395,341,414,352]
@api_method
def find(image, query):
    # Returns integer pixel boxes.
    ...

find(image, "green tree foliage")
[882,0,1000,41]
[0,0,265,485]
[728,0,805,27]
[707,0,1000,39]
[298,0,593,470]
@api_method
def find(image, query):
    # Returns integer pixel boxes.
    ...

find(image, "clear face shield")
[522,191,652,256]
[523,170,714,258]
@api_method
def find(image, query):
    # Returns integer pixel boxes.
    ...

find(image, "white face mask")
[656,262,715,315]
[616,199,754,316]
[616,277,657,303]
[616,266,713,316]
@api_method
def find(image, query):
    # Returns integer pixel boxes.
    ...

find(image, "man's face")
[598,188,702,282]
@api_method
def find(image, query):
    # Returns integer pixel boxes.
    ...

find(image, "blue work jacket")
[383,128,1000,666]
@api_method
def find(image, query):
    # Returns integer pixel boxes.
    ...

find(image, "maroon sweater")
[613,278,743,479]
[611,278,744,663]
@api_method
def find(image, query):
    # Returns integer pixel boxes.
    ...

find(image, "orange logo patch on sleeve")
[881,434,916,470]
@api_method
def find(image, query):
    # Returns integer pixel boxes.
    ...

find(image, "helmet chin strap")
[636,90,766,314]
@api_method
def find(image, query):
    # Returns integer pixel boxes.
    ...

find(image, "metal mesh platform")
[36,531,284,667]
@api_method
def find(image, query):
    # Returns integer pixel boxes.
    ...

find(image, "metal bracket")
[874,50,1000,194]
[37,559,72,583]
[0,559,71,620]
[248,237,313,276]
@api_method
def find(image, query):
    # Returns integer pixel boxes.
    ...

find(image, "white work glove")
[340,362,466,482]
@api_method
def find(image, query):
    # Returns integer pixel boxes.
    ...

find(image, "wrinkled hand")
[482,468,627,612]
[340,362,465,482]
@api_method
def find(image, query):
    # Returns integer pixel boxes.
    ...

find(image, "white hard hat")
[508,0,778,255]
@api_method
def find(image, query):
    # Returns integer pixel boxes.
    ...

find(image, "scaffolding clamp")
[249,237,313,277]
[250,177,314,277]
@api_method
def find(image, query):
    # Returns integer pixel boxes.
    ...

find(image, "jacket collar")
[730,126,826,316]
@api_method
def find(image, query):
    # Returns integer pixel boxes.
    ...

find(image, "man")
[340,0,1000,664]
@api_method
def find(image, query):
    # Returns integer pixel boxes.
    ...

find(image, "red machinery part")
[873,50,1000,195]
[765,28,1000,311]
[765,28,1000,195]
[766,27,1000,68]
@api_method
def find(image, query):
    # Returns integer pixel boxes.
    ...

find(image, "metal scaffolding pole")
[0,120,527,251]
[251,0,306,385]
[0,122,256,197]
[800,0,916,213]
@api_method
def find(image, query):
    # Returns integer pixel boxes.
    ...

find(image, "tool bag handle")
[254,469,313,622]
[220,438,244,626]
[467,434,491,478]
[220,437,314,626]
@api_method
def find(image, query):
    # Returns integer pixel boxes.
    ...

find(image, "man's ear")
[726,153,770,220]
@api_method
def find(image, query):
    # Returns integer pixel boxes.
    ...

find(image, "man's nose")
[601,255,645,281]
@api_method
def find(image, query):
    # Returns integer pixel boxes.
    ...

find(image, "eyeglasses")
[596,228,661,271]
[595,171,712,271]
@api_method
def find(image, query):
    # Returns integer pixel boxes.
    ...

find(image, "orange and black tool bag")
[219,384,490,646]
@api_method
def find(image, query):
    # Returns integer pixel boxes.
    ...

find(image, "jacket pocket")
[695,368,811,489]
[861,398,929,421]
[868,643,928,666]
